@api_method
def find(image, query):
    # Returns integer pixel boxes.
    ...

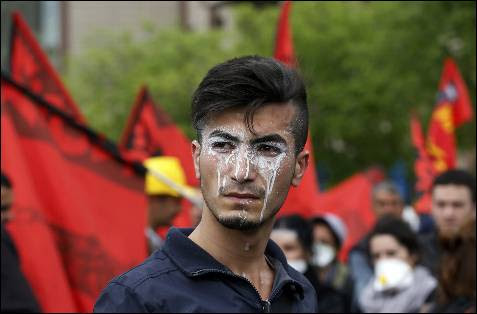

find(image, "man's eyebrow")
[251,134,287,146]
[208,130,240,142]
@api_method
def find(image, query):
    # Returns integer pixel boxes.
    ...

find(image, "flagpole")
[144,166,202,208]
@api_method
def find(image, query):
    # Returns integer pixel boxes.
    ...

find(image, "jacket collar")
[161,227,305,298]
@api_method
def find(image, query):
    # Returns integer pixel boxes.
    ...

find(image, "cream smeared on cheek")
[205,128,244,197]
[254,153,286,222]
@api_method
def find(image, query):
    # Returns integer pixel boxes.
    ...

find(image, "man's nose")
[442,205,456,219]
[231,151,255,183]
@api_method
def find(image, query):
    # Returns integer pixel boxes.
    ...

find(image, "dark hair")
[191,55,308,155]
[1,172,12,188]
[432,169,476,203]
[273,214,313,253]
[367,215,420,259]
[372,180,403,200]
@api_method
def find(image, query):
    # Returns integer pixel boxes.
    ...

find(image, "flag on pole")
[274,0,297,67]
[426,58,474,173]
[9,12,85,123]
[273,0,321,218]
[119,86,197,227]
[410,114,435,213]
[1,74,147,312]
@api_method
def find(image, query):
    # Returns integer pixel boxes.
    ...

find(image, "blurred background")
[2,1,475,190]
[1,1,476,312]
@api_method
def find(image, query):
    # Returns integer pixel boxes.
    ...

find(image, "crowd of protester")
[269,169,476,313]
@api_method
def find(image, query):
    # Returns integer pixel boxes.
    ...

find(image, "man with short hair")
[420,169,476,276]
[371,181,405,219]
[95,56,318,312]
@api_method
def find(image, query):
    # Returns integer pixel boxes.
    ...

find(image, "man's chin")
[216,215,263,231]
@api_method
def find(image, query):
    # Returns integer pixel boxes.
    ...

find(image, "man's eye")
[212,142,234,152]
[257,144,281,156]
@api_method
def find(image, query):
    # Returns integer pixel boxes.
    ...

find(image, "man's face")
[270,229,307,261]
[372,191,404,219]
[432,184,476,238]
[192,102,308,230]
[1,185,13,223]
[147,195,182,228]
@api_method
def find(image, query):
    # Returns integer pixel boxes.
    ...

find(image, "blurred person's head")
[367,215,420,291]
[144,156,188,229]
[270,215,313,273]
[1,172,13,223]
[431,169,476,239]
[191,56,309,231]
[310,213,347,268]
[371,181,404,219]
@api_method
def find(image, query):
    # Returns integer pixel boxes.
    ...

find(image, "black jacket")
[1,225,41,313]
[94,228,318,313]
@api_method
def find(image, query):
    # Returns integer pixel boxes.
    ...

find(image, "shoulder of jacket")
[111,252,180,291]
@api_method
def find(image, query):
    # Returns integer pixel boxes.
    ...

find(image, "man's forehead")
[432,185,472,200]
[204,103,296,138]
[374,191,401,200]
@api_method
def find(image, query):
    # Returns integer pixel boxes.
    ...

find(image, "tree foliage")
[64,1,476,189]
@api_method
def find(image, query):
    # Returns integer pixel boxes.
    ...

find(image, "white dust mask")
[373,258,414,292]
[288,259,308,273]
[312,243,336,267]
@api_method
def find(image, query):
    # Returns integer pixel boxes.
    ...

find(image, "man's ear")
[192,140,201,180]
[291,150,309,187]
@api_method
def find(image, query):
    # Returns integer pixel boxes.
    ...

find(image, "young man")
[94,56,318,312]
[420,169,476,276]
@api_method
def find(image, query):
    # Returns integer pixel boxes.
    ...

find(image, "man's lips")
[223,192,260,201]
[225,193,260,199]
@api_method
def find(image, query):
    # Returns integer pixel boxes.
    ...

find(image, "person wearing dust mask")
[310,214,353,313]
[359,215,437,313]
[270,215,320,304]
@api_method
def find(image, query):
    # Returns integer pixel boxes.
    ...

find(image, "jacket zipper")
[190,269,290,313]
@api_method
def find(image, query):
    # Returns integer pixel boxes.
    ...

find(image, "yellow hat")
[144,156,187,197]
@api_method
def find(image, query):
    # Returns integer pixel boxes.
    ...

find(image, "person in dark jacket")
[310,214,353,313]
[94,56,318,313]
[431,219,476,313]
[1,172,41,313]
[419,169,476,277]
[270,215,322,306]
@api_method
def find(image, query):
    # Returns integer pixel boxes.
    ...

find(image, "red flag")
[313,168,385,261]
[273,1,321,218]
[274,0,297,67]
[1,75,147,312]
[10,12,85,122]
[426,58,474,173]
[410,114,435,213]
[119,86,197,227]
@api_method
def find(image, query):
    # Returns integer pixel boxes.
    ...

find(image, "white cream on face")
[203,126,289,222]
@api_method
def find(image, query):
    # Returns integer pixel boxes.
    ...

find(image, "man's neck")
[189,207,275,300]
